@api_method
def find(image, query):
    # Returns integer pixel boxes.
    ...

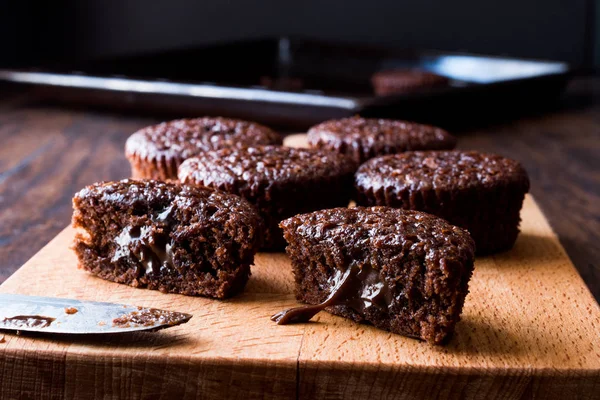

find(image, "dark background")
[1,1,597,68]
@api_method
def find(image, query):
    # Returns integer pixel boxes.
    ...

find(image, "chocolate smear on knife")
[2,315,56,329]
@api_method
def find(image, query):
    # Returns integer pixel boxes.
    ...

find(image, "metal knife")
[0,293,192,334]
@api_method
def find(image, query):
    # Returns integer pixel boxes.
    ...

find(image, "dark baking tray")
[0,37,573,129]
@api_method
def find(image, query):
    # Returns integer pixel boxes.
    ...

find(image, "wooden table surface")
[0,77,599,304]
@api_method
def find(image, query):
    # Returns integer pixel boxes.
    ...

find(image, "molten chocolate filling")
[271,263,392,325]
[111,206,176,276]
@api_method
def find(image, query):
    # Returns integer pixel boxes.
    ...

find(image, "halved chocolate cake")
[275,206,475,345]
[72,179,263,299]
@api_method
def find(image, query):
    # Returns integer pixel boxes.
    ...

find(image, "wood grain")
[0,194,599,399]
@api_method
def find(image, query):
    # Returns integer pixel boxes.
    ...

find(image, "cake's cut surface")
[307,116,456,164]
[72,179,263,298]
[125,117,281,180]
[355,151,530,254]
[371,69,450,95]
[279,206,475,345]
[178,145,357,250]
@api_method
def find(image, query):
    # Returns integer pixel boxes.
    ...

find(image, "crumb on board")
[65,307,78,315]
[98,321,106,326]
[112,308,186,328]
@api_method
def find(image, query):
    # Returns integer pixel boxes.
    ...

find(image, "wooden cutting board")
[1,135,599,399]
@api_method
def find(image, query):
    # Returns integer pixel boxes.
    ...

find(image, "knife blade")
[0,293,192,334]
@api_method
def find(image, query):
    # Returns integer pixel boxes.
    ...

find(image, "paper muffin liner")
[127,151,182,181]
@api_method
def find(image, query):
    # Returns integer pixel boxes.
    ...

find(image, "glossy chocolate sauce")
[2,315,56,328]
[111,206,175,276]
[271,264,393,325]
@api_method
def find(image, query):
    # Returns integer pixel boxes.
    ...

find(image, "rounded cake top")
[73,179,262,229]
[356,151,530,192]
[280,206,475,262]
[307,117,456,163]
[125,117,281,161]
[178,145,358,187]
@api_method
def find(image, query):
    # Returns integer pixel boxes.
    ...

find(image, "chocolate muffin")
[355,151,530,254]
[274,207,475,345]
[178,146,358,250]
[307,117,456,164]
[72,179,263,299]
[371,69,450,96]
[125,117,282,180]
